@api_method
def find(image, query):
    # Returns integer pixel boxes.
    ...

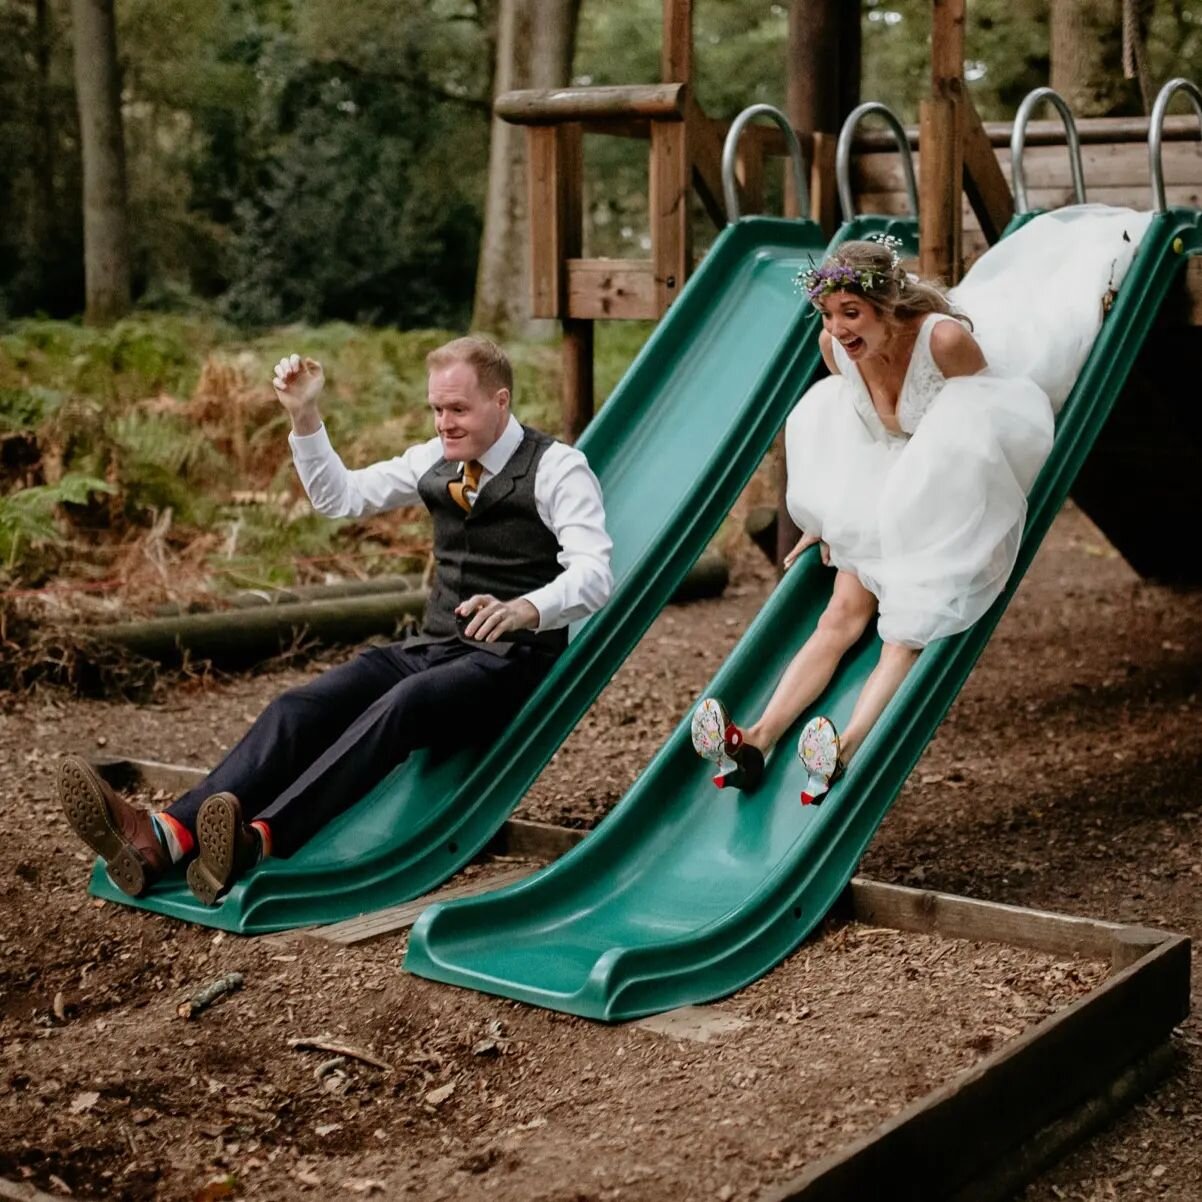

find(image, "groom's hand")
[457,595,540,643]
[272,353,325,434]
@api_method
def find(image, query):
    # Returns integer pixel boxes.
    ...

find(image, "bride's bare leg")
[744,570,876,754]
[839,641,919,761]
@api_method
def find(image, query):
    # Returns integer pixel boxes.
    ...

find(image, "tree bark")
[33,0,57,263]
[1050,0,1147,117]
[472,0,581,335]
[70,0,131,324]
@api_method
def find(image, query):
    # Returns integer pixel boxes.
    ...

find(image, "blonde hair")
[426,335,514,397]
[818,241,972,329]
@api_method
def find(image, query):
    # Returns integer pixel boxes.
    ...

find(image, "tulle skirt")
[785,371,1053,647]
[784,205,1153,648]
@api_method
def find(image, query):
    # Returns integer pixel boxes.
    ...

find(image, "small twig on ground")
[177,971,244,1019]
[288,1035,392,1072]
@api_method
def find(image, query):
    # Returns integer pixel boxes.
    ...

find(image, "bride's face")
[818,290,888,361]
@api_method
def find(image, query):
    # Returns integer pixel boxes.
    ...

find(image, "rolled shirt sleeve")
[289,424,441,517]
[524,443,614,631]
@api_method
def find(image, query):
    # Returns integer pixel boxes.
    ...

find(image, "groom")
[58,335,613,904]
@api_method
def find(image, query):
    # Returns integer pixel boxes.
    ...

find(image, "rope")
[1122,0,1153,113]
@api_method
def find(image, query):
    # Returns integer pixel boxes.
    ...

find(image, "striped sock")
[151,813,194,863]
[250,820,272,860]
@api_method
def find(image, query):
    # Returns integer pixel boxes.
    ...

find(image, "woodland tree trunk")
[70,0,131,324]
[472,0,581,335]
[1050,0,1149,117]
[33,0,56,263]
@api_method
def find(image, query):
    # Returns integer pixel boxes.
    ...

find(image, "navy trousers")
[166,640,552,858]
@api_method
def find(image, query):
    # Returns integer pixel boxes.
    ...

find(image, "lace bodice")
[832,313,955,440]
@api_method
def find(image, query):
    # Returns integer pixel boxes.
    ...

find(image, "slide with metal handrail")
[403,207,1201,1020]
[89,212,917,932]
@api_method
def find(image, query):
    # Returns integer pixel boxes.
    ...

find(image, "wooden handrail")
[852,113,1202,152]
[496,84,687,125]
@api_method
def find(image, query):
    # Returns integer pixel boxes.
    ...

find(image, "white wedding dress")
[785,205,1154,648]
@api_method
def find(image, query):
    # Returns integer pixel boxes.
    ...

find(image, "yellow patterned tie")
[448,459,483,513]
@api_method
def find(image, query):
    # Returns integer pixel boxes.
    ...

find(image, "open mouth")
[840,337,864,353]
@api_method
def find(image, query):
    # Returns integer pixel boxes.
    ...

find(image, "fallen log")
[672,549,729,603]
[85,590,427,666]
[152,573,422,617]
[83,552,730,667]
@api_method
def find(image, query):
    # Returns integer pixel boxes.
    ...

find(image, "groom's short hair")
[426,335,513,398]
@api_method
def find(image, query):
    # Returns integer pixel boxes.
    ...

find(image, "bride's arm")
[930,320,987,378]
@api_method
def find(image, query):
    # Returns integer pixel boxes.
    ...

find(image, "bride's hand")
[784,532,830,569]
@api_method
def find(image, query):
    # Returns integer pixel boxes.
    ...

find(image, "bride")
[691,206,1152,805]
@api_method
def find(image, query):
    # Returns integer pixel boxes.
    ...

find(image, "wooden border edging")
[762,879,1191,1202]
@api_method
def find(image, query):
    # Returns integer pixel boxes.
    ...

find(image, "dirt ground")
[1,499,1200,1201]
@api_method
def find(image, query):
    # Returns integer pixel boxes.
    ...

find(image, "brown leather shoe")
[57,755,170,896]
[187,792,260,906]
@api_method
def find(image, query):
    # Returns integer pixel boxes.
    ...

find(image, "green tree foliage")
[2,0,1201,324]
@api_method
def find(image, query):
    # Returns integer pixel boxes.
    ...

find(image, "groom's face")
[428,361,511,462]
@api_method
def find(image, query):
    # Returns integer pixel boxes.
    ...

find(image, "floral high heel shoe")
[797,715,844,805]
[690,697,765,792]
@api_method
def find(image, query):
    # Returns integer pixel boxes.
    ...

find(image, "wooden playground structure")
[498,0,1202,582]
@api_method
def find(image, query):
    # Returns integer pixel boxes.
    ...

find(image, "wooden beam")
[919,96,963,283]
[809,130,839,229]
[562,317,594,443]
[496,84,687,125]
[787,1,859,219]
[960,92,1014,244]
[686,97,733,227]
[931,0,965,80]
[662,0,692,82]
[920,0,967,283]
[305,866,534,946]
[527,123,582,318]
[650,118,691,313]
[566,259,657,320]
[850,113,1202,153]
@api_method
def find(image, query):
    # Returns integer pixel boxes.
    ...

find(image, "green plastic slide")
[90,214,916,932]
[404,209,1202,1020]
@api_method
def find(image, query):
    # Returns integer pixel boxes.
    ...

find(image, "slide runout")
[88,214,918,933]
[405,209,1202,1020]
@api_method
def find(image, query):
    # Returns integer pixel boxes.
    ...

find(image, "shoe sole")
[798,717,840,777]
[57,757,148,897]
[187,792,241,907]
[692,701,735,764]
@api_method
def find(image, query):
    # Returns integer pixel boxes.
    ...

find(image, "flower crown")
[796,233,905,303]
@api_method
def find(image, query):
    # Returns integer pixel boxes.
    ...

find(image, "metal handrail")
[1011,87,1086,214]
[836,102,918,219]
[1149,77,1202,213]
[721,103,809,224]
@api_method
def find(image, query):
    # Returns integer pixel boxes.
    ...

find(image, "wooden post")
[920,0,966,284]
[562,318,594,443]
[788,0,860,225]
[526,121,590,435]
[662,0,692,82]
[650,119,691,314]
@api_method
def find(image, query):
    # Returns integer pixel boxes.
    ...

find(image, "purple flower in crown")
[795,261,883,302]
[794,233,906,303]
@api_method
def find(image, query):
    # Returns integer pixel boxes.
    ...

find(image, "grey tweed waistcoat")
[411,426,567,658]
